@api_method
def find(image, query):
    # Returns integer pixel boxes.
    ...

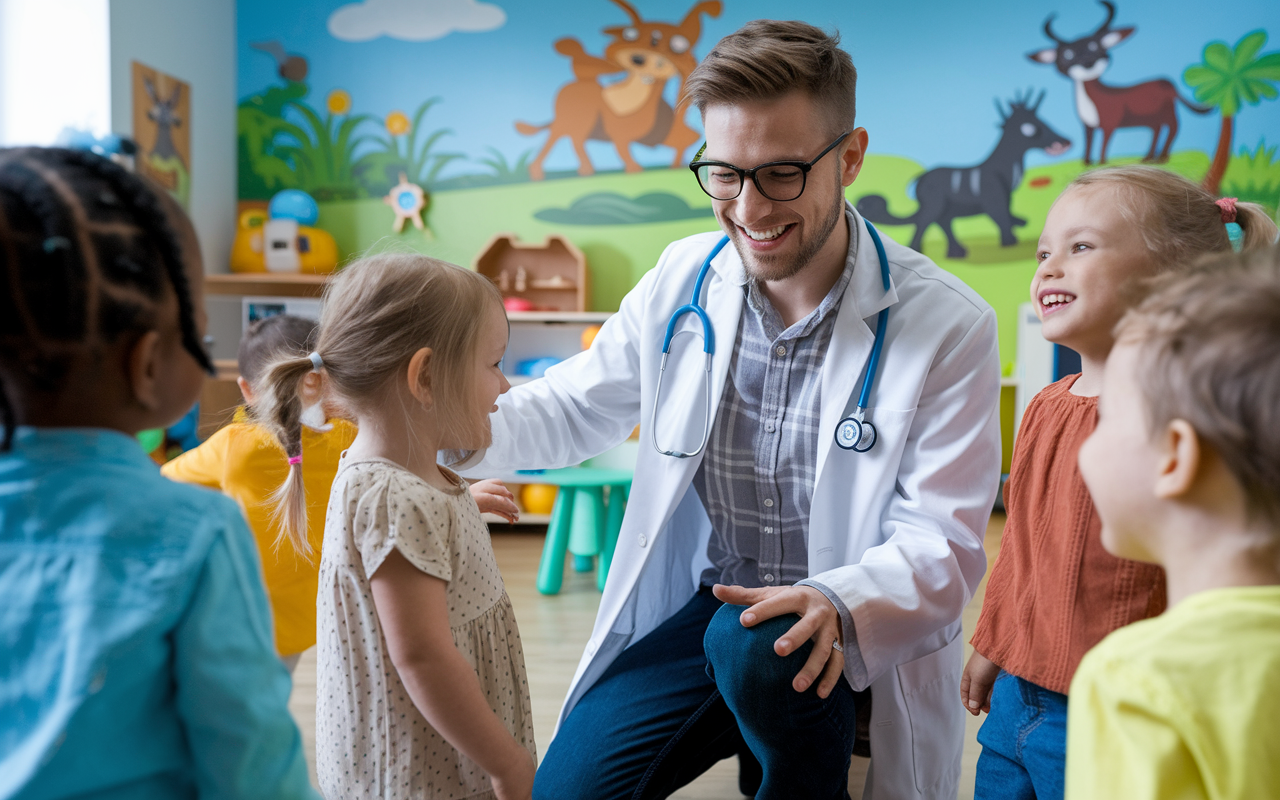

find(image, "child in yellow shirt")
[1068,246,1280,799]
[164,315,520,668]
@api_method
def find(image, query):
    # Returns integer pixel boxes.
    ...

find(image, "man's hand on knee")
[711,584,845,699]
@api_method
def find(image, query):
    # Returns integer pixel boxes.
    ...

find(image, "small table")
[521,467,633,595]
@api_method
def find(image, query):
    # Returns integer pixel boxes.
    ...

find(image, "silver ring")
[831,640,843,653]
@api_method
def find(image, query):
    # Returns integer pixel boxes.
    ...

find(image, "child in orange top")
[961,167,1277,800]
[164,314,517,669]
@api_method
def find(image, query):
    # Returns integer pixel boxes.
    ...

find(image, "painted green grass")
[315,150,1212,371]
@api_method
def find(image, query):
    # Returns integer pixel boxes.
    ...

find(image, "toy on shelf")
[383,172,429,234]
[503,297,536,313]
[514,356,561,378]
[581,324,602,350]
[230,190,339,274]
[475,233,588,312]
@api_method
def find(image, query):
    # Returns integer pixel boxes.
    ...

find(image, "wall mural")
[236,0,1279,370]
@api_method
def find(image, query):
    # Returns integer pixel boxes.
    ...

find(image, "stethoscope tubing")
[654,219,892,458]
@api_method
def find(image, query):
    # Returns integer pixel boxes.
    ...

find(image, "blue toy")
[514,357,561,378]
[269,189,320,226]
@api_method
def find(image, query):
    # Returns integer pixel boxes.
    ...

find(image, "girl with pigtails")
[0,148,316,799]
[255,253,537,800]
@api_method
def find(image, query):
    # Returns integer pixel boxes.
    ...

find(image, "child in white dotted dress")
[255,253,536,800]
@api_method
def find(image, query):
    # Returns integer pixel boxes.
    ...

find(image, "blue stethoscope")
[652,219,892,458]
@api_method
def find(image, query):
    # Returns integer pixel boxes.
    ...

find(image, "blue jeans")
[974,671,1068,800]
[534,587,859,800]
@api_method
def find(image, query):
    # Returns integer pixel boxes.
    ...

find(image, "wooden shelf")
[506,311,612,323]
[205,272,328,298]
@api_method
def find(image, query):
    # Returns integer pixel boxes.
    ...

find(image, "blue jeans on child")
[974,670,1068,800]
[533,586,859,800]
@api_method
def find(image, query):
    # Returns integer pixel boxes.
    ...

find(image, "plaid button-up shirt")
[693,212,858,590]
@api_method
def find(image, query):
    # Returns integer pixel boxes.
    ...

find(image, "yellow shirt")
[162,410,357,656]
[1066,586,1280,800]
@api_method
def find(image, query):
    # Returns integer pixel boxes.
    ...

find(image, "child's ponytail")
[253,351,321,559]
[1230,200,1280,252]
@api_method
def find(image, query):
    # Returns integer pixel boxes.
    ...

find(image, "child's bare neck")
[1159,516,1280,607]
[346,411,453,492]
[1062,337,1112,398]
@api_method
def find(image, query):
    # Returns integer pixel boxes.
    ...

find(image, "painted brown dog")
[517,0,721,180]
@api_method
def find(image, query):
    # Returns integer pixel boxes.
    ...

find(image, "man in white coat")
[467,20,1000,800]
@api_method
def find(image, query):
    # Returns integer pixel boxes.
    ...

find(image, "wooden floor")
[289,513,1006,798]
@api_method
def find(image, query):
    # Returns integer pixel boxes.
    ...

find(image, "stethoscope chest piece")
[835,416,877,453]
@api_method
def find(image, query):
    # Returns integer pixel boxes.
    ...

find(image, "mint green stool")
[534,467,633,595]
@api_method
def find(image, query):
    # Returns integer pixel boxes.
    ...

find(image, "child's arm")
[961,650,1001,715]
[160,426,230,489]
[371,549,535,800]
[468,478,520,524]
[172,508,318,799]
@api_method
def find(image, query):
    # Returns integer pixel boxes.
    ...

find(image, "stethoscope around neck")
[652,219,893,459]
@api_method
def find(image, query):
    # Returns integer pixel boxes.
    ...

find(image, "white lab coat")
[466,206,1001,800]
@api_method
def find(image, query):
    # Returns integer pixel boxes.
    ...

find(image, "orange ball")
[520,483,558,515]
[581,324,602,350]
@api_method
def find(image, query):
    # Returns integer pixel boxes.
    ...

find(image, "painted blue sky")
[237,0,1279,178]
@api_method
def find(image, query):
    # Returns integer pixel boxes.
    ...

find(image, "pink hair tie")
[1216,197,1238,224]
[287,455,302,466]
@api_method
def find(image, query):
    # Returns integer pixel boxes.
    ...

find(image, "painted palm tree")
[1183,30,1280,194]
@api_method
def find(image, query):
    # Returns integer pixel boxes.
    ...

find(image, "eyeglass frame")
[688,130,852,202]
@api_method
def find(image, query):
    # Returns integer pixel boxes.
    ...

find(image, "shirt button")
[764,526,773,534]
[765,420,775,432]
[765,574,775,583]
[638,533,648,547]
[763,498,774,508]
[586,641,597,656]
[775,345,787,356]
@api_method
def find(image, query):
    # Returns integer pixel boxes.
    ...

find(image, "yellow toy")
[230,196,339,274]
[520,483,558,516]
[581,324,602,350]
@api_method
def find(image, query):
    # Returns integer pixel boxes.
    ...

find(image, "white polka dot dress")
[315,457,535,799]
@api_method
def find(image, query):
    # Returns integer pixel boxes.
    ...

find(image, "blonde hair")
[1117,245,1280,529]
[253,253,504,556]
[1068,166,1278,270]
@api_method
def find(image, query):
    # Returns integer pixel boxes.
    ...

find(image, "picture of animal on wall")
[132,61,191,207]
[858,92,1070,259]
[1028,0,1210,165]
[516,0,721,180]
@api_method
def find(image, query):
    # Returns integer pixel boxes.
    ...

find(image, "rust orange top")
[971,374,1166,695]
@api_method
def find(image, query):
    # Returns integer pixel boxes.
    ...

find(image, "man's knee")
[704,603,807,703]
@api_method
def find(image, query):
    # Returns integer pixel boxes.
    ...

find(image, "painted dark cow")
[857,92,1070,259]
[1028,0,1210,164]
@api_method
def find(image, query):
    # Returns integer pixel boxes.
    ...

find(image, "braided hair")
[0,147,213,450]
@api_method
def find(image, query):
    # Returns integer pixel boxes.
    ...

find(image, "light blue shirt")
[0,428,317,800]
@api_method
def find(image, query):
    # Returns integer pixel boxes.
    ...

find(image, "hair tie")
[308,351,324,372]
[288,455,303,466]
[1215,197,1238,224]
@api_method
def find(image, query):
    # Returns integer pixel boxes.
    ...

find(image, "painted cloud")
[327,0,506,43]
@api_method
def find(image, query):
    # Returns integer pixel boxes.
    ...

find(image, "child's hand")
[961,650,1001,716]
[469,479,520,524]
[491,749,535,800]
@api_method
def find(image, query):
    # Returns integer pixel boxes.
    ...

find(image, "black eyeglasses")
[689,131,851,202]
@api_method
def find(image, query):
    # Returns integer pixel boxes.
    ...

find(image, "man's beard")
[732,180,845,283]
